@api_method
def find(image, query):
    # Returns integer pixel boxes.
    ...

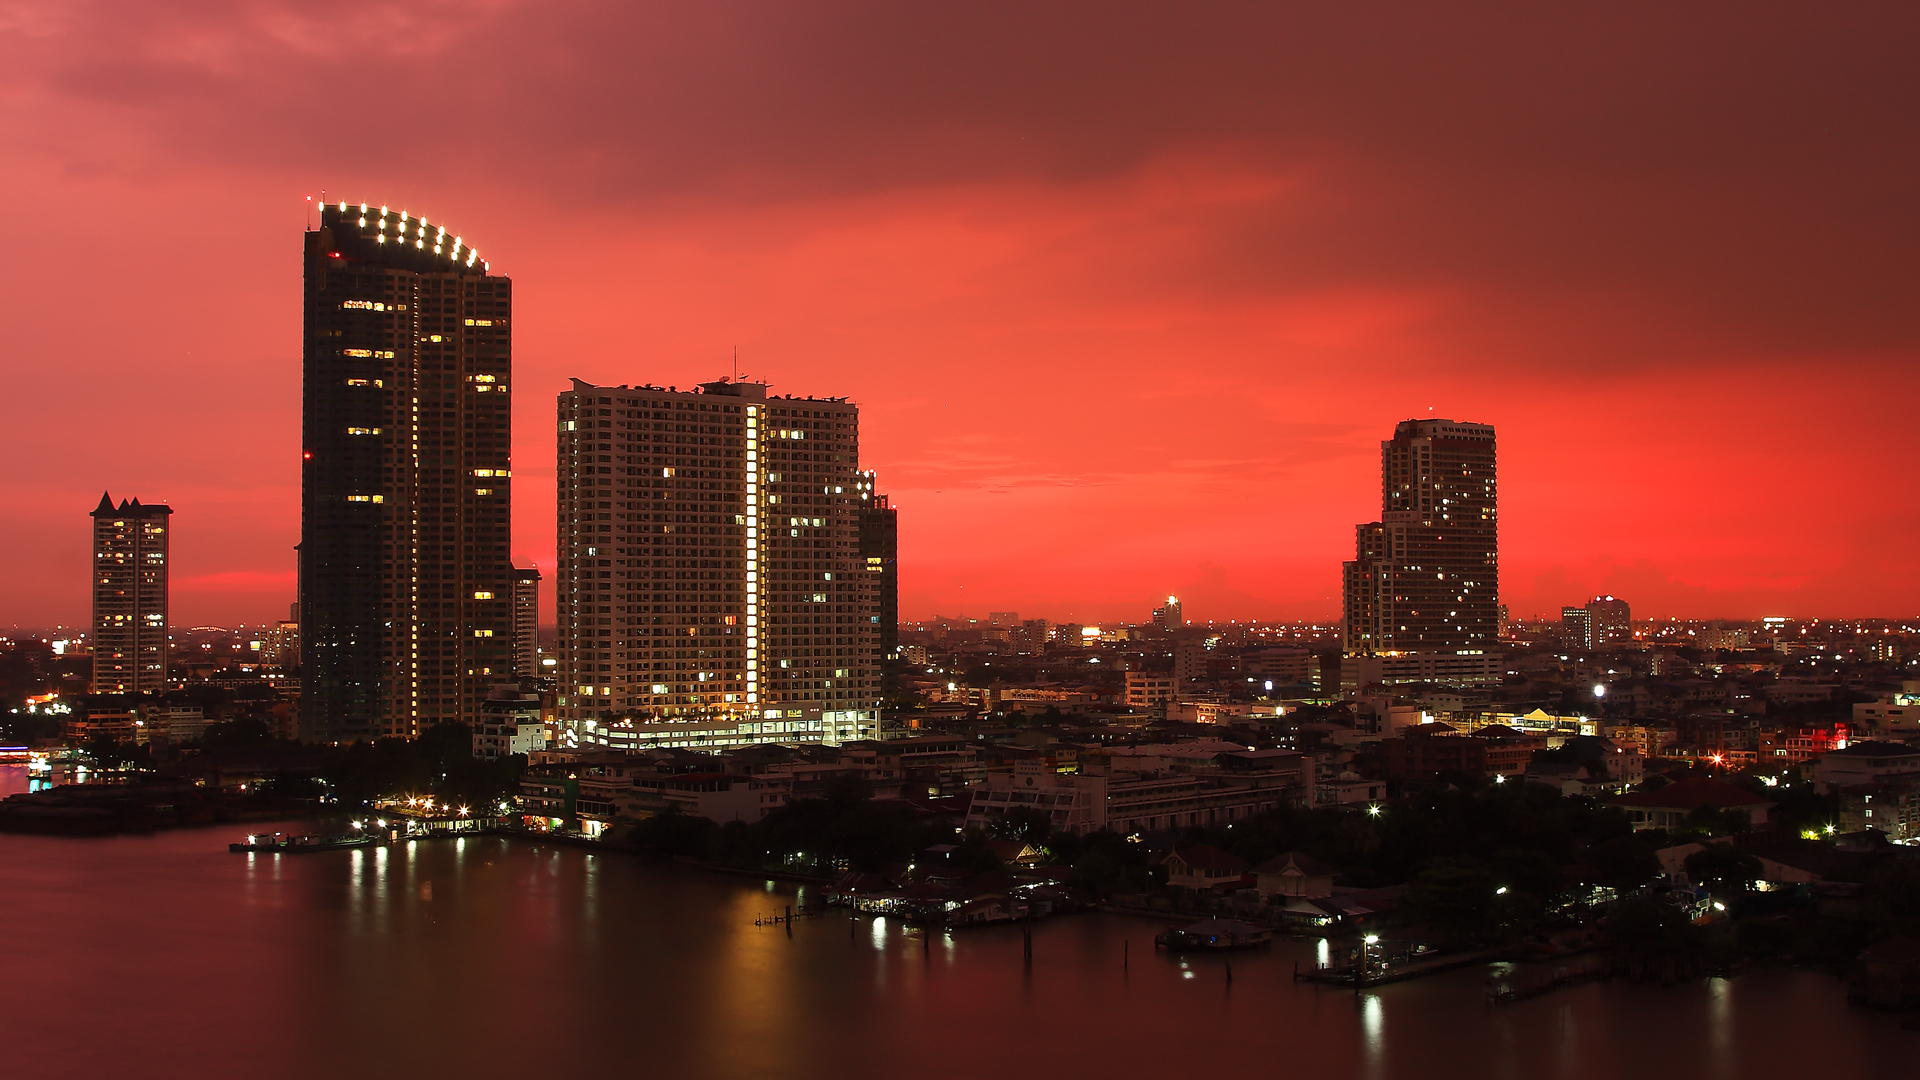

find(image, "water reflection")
[1360,991,1386,1080]
[0,829,1912,1080]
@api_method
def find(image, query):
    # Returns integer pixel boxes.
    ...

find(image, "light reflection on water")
[0,826,1911,1080]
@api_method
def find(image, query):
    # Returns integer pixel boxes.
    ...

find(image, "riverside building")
[1341,419,1499,688]
[858,474,898,658]
[511,565,542,679]
[556,378,880,748]
[90,493,172,694]
[299,201,514,742]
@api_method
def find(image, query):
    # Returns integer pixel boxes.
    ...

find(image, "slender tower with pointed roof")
[91,492,172,694]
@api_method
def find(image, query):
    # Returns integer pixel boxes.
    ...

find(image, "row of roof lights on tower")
[339,201,486,269]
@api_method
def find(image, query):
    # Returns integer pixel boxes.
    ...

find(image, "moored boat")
[229,831,375,853]
[1153,918,1274,951]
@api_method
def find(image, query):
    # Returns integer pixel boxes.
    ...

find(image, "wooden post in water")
[786,905,793,938]
[1124,939,1129,972]
[1024,925,1033,962]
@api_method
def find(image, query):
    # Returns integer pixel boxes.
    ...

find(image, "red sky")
[2,2,1915,630]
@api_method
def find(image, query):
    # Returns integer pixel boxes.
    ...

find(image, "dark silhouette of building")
[554,378,878,745]
[300,201,513,743]
[859,473,898,657]
[1343,419,1498,659]
[90,493,171,694]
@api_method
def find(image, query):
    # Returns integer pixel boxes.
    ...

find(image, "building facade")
[1586,595,1631,647]
[1342,419,1498,668]
[511,565,542,679]
[555,378,879,748]
[1153,595,1183,630]
[299,201,514,743]
[90,493,172,694]
[858,475,898,657]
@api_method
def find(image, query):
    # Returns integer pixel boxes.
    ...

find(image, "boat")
[229,832,375,854]
[1154,918,1274,951]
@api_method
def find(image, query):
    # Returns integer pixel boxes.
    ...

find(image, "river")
[0,766,1910,1079]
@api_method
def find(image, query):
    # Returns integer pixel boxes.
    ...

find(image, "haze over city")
[3,2,1915,627]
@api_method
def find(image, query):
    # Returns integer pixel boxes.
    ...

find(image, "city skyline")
[4,5,1917,628]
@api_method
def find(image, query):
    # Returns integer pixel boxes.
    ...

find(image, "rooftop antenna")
[732,346,739,383]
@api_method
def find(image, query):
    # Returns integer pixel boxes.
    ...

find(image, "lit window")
[474,629,494,637]
[473,591,495,600]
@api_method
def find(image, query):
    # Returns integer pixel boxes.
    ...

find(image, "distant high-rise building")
[1153,595,1183,630]
[90,493,171,694]
[1561,605,1593,650]
[1174,638,1206,683]
[263,620,301,669]
[511,565,542,680]
[299,201,514,743]
[1564,595,1630,650]
[861,476,900,657]
[1342,419,1499,676]
[555,378,879,746]
[1587,595,1631,647]
[1011,619,1051,654]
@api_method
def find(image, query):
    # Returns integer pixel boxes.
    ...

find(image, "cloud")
[0,2,1913,625]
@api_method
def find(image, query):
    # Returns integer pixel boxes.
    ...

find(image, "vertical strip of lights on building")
[409,373,420,724]
[745,406,760,708]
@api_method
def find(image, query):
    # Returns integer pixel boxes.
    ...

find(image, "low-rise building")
[1251,851,1336,902]
[1125,672,1176,709]
[1381,722,1543,782]
[474,690,547,761]
[1854,687,1920,735]
[627,771,790,823]
[1610,777,1774,831]
[965,749,1314,836]
[1163,845,1251,892]
[1813,742,1920,793]
[1839,779,1920,842]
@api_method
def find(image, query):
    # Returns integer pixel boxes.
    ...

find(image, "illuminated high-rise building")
[1342,419,1498,673]
[90,493,171,694]
[1153,596,1183,630]
[858,474,898,657]
[511,565,542,680]
[299,201,513,743]
[556,378,879,747]
[1564,595,1630,650]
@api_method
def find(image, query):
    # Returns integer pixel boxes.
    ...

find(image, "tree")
[989,806,1052,843]
[1403,858,1496,947]
[1684,847,1763,894]
[1604,897,1701,955]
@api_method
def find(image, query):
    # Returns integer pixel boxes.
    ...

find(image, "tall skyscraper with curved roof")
[300,202,513,742]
